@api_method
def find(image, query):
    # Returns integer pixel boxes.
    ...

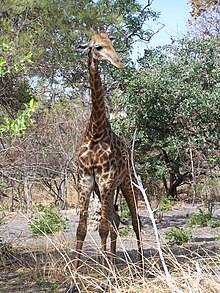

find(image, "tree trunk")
[59,170,67,209]
[9,187,14,212]
[24,177,33,216]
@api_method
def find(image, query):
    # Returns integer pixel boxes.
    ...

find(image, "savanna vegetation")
[0,0,220,292]
[0,0,162,210]
[0,0,219,211]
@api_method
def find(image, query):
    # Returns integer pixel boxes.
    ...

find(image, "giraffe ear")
[100,29,108,38]
[76,42,91,52]
[100,29,107,34]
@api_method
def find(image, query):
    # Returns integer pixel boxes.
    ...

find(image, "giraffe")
[74,30,143,269]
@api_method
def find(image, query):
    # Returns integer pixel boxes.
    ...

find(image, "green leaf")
[22,51,32,61]
[0,57,6,66]
[2,41,10,51]
[0,67,5,76]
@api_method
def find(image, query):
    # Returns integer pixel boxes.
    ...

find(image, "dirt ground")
[1,202,220,292]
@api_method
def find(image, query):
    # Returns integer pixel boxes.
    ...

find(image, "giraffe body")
[74,30,142,269]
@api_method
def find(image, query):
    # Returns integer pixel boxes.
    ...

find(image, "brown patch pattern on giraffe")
[74,30,143,270]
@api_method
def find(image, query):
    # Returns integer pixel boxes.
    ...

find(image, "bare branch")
[131,129,175,290]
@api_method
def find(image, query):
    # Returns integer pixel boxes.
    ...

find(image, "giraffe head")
[79,30,124,69]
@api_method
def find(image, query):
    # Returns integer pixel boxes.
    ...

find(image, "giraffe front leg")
[74,200,89,270]
[74,176,93,270]
[67,202,90,293]
[98,190,115,269]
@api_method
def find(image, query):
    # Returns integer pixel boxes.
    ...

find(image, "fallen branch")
[131,129,176,291]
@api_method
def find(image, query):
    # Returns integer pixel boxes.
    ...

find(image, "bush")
[36,281,58,292]
[29,206,68,235]
[118,226,131,237]
[165,227,192,245]
[189,209,213,227]
[209,218,220,228]
[121,202,131,219]
[159,196,173,212]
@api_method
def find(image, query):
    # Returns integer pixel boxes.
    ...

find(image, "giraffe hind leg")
[109,206,120,264]
[120,177,143,263]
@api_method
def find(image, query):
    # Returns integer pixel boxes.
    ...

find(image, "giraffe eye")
[95,45,103,51]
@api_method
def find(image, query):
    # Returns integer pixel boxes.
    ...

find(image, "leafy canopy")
[112,37,220,186]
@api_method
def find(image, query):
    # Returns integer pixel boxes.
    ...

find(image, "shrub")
[121,202,131,219]
[36,281,58,292]
[29,206,68,235]
[165,227,192,245]
[209,218,220,228]
[189,209,213,227]
[159,196,173,212]
[118,226,131,237]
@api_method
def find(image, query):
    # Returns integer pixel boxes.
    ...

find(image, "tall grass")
[2,209,220,292]
[3,235,220,292]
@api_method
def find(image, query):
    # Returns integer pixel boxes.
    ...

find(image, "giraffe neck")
[87,50,110,139]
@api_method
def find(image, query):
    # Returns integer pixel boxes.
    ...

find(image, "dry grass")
[1,232,220,293]
[1,201,220,292]
[71,247,220,293]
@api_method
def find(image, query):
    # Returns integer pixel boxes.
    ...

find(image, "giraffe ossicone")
[74,29,143,270]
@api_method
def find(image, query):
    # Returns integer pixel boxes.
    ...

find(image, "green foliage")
[119,226,131,237]
[121,202,131,219]
[36,281,58,293]
[216,234,220,241]
[189,209,213,227]
[0,40,33,77]
[0,0,158,79]
[0,218,6,225]
[0,57,7,76]
[165,227,192,245]
[0,0,158,140]
[209,218,220,228]
[112,38,220,191]
[159,196,173,212]
[29,206,68,235]
[0,98,37,138]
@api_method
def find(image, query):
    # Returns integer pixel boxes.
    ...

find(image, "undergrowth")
[165,227,192,245]
[121,202,131,219]
[189,209,213,227]
[119,226,131,237]
[35,281,58,293]
[209,218,220,228]
[29,206,68,234]
[0,238,13,266]
[159,196,174,212]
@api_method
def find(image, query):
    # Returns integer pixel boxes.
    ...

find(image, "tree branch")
[131,129,175,290]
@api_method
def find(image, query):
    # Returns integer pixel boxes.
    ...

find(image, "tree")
[188,0,220,38]
[0,0,159,86]
[0,0,161,209]
[111,37,220,199]
[0,98,85,210]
